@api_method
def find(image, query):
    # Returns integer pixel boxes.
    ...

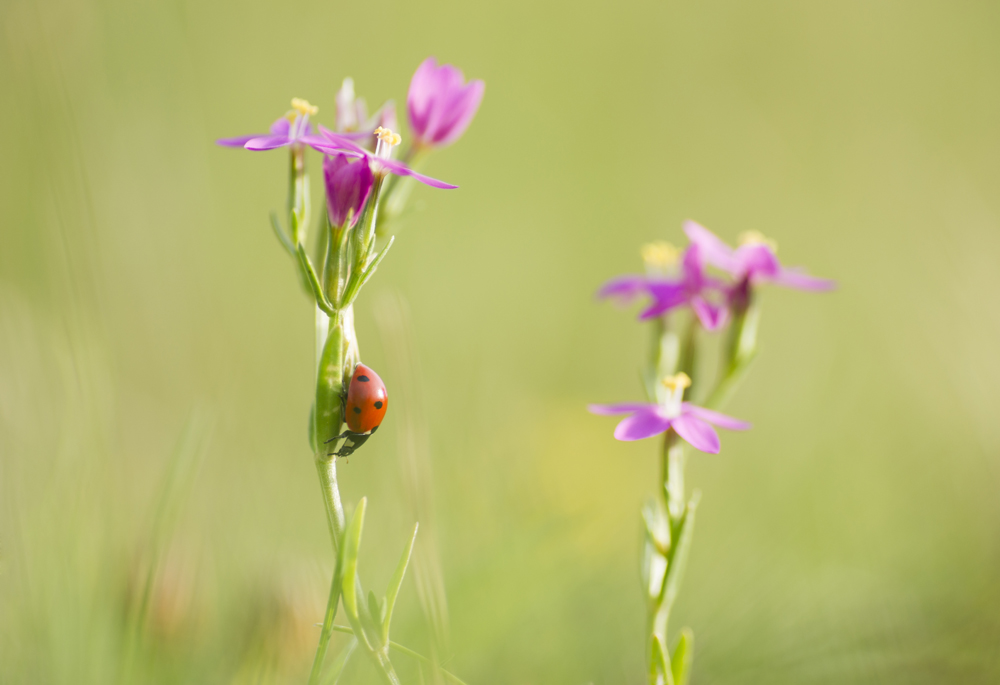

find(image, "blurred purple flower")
[588,401,749,453]
[598,243,729,330]
[324,154,374,229]
[407,57,485,148]
[683,221,835,292]
[317,127,458,189]
[334,78,399,147]
[216,99,328,152]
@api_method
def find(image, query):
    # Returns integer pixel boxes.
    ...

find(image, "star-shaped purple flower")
[598,243,729,330]
[589,396,749,454]
[683,221,835,292]
[317,126,458,189]
[590,373,750,453]
[216,99,329,152]
[407,57,485,149]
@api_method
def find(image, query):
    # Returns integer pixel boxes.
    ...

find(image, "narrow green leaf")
[671,628,694,685]
[327,625,470,685]
[658,492,700,610]
[342,236,395,309]
[270,211,296,256]
[651,635,675,685]
[382,523,418,643]
[321,638,357,685]
[297,244,337,316]
[367,590,383,629]
[642,500,669,554]
[340,498,368,620]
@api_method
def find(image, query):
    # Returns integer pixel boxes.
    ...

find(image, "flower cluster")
[589,220,832,685]
[215,57,483,685]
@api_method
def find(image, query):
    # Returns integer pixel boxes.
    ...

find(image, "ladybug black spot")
[374,401,383,409]
[357,375,370,382]
[353,406,361,414]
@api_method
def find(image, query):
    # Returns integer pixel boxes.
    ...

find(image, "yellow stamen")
[738,231,778,252]
[290,98,318,117]
[374,126,402,147]
[641,241,679,269]
[661,372,691,393]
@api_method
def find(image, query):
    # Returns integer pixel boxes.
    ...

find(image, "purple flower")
[216,99,329,152]
[407,57,484,148]
[324,154,374,229]
[598,243,729,330]
[317,126,458,189]
[683,221,835,292]
[589,374,750,454]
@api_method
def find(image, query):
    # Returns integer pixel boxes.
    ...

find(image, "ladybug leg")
[324,430,355,444]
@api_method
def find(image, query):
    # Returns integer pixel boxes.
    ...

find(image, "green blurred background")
[3,0,1000,682]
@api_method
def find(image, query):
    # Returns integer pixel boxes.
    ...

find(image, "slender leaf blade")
[340,498,368,619]
[671,628,694,685]
[382,523,419,642]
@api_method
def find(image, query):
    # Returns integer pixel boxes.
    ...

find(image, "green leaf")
[342,236,395,309]
[671,628,694,685]
[658,492,700,610]
[651,635,675,685]
[297,244,337,316]
[367,590,384,627]
[382,523,418,643]
[642,499,669,554]
[270,211,296,256]
[340,498,368,620]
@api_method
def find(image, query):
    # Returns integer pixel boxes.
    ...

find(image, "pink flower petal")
[682,404,751,431]
[244,135,292,151]
[770,268,836,291]
[683,221,737,273]
[671,414,721,453]
[588,402,654,415]
[614,409,672,441]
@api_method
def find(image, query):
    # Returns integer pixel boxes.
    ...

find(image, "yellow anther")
[374,126,402,147]
[641,241,679,269]
[661,372,691,392]
[290,98,318,117]
[738,231,778,252]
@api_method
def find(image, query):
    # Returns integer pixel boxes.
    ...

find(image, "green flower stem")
[288,144,310,246]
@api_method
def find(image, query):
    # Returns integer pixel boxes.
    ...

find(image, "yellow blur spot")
[641,241,679,269]
[661,372,691,392]
[374,126,402,147]
[738,231,778,252]
[290,98,318,117]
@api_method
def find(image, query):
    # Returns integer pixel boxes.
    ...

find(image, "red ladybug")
[326,363,388,457]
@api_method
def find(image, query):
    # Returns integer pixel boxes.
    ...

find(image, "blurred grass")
[2,0,1000,682]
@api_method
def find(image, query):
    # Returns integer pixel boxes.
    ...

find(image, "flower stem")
[308,564,343,685]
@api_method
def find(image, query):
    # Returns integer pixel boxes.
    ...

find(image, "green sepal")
[671,628,694,685]
[340,498,367,620]
[382,523,418,643]
[658,492,700,609]
[297,244,337,316]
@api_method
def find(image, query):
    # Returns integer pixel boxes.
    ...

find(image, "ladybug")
[326,363,388,457]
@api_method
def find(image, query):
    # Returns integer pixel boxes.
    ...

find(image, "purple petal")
[736,243,781,280]
[596,275,647,301]
[683,221,737,273]
[770,268,836,291]
[317,125,371,155]
[671,414,721,453]
[613,409,673,441]
[638,281,686,319]
[216,134,265,148]
[588,402,655,415]
[244,135,292,151]
[690,296,729,331]
[682,404,751,431]
[377,158,458,189]
[407,57,484,147]
[324,154,374,228]
[269,118,291,136]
